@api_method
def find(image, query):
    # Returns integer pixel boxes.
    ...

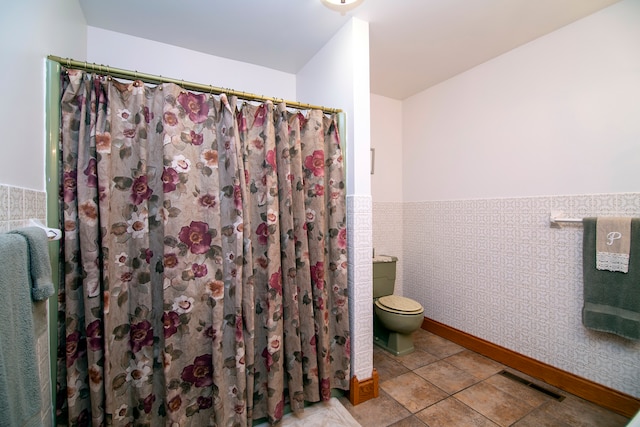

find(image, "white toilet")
[373,255,424,356]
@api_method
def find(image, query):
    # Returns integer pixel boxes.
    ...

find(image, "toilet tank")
[373,255,398,299]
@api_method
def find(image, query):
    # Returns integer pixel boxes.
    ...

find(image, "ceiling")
[78,0,620,100]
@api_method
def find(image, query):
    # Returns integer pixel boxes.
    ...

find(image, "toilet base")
[373,319,415,356]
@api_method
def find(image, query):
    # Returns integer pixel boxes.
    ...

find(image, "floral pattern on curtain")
[56,69,349,427]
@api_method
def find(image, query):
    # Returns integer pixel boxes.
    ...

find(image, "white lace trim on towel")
[596,252,630,273]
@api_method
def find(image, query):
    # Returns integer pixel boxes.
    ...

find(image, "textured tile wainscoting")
[372,202,404,296]
[388,193,640,399]
[0,183,52,426]
[0,184,47,232]
[348,195,374,381]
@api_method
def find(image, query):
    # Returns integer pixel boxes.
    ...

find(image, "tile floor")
[338,328,631,427]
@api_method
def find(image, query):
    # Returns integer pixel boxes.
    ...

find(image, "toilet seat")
[375,295,423,315]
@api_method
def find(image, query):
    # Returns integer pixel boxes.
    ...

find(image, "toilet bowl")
[373,256,424,356]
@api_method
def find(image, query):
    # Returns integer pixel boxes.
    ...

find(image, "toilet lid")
[376,295,424,314]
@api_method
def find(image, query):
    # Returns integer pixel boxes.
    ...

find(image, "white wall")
[371,94,404,294]
[402,0,640,201]
[0,0,87,190]
[298,18,374,382]
[298,18,372,198]
[87,27,297,101]
[392,0,640,400]
[371,95,403,203]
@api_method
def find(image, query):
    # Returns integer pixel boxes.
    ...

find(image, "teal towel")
[9,227,54,301]
[0,233,44,427]
[582,218,640,340]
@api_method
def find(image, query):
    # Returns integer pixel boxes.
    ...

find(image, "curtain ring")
[66,58,70,67]
[106,65,112,81]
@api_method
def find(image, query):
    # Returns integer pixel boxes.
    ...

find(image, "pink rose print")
[142,248,153,264]
[265,149,276,169]
[178,92,209,124]
[86,319,102,351]
[83,158,97,188]
[190,130,203,146]
[274,398,285,420]
[162,167,179,193]
[63,169,77,202]
[130,320,154,353]
[162,311,180,339]
[198,193,217,209]
[261,347,274,372]
[297,112,308,128]
[130,175,153,205]
[253,104,267,127]
[233,184,242,209]
[66,330,86,367]
[191,263,208,278]
[181,354,213,387]
[142,106,154,124]
[310,261,325,289]
[143,393,155,414]
[256,222,269,246]
[337,227,347,249]
[179,221,212,254]
[235,315,243,342]
[320,378,331,401]
[304,150,325,177]
[269,268,282,295]
[236,110,247,132]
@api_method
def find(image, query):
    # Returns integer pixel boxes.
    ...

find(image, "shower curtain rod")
[47,55,342,114]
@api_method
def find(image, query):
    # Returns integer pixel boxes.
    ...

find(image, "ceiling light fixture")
[321,0,364,14]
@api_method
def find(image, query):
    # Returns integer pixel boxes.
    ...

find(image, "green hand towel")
[582,218,640,341]
[0,233,44,427]
[9,227,54,301]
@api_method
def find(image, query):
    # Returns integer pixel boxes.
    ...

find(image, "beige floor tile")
[387,415,428,427]
[454,381,535,427]
[413,330,465,359]
[370,329,630,427]
[381,371,448,413]
[414,360,479,394]
[393,348,439,370]
[374,347,411,382]
[538,395,629,427]
[338,391,411,427]
[444,350,504,380]
[415,397,499,427]
[511,402,572,427]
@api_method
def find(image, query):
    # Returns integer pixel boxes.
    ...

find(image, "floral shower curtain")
[56,68,349,426]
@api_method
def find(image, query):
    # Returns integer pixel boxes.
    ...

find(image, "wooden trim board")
[349,369,379,406]
[422,317,640,418]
